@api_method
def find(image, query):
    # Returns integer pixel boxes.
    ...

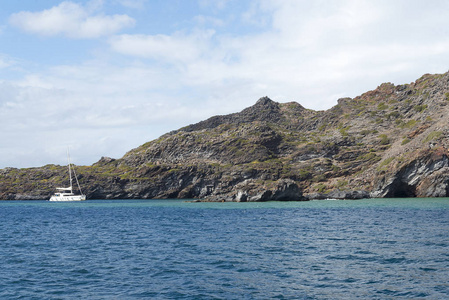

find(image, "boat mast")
[67,147,84,196]
[72,162,84,196]
[67,148,73,193]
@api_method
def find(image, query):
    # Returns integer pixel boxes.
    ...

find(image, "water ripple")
[0,199,448,299]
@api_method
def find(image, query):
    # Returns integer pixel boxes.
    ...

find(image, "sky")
[1,0,449,168]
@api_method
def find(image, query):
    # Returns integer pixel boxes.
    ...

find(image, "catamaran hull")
[49,195,86,201]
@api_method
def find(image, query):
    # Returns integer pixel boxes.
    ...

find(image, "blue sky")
[1,0,449,168]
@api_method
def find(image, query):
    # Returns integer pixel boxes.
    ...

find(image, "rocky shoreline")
[1,71,449,201]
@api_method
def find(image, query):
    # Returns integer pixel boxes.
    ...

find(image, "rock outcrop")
[205,179,305,202]
[371,148,449,197]
[1,71,449,201]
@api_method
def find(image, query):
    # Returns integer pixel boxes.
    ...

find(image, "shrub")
[377,157,395,171]
[359,152,379,161]
[360,129,371,136]
[377,103,389,110]
[414,104,428,112]
[315,183,326,193]
[379,134,390,145]
[387,111,400,119]
[423,131,443,143]
[318,124,326,131]
[311,174,326,182]
[401,138,411,145]
[298,169,311,180]
[398,119,418,129]
[339,127,349,136]
[336,180,348,188]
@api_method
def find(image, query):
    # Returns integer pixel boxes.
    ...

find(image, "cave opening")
[386,180,416,197]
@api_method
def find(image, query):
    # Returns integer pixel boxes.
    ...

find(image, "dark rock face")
[2,71,449,201]
[371,149,449,198]
[205,179,305,202]
[179,97,289,132]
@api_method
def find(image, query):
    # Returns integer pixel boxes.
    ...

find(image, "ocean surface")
[0,198,448,299]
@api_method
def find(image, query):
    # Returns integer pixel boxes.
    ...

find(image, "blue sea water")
[0,198,448,299]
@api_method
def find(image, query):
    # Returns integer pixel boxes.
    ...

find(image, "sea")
[0,198,448,299]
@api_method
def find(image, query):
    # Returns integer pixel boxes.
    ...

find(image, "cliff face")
[1,71,449,201]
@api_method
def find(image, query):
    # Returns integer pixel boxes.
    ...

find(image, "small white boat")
[50,150,86,202]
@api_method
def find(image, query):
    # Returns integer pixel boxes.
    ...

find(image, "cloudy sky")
[1,0,449,168]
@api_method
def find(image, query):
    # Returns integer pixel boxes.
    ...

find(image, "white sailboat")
[49,150,86,201]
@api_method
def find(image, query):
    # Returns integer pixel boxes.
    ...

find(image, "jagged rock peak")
[94,156,116,166]
[241,97,280,113]
[178,97,284,133]
[254,96,278,108]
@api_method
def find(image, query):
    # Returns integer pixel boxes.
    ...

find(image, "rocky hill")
[1,71,449,201]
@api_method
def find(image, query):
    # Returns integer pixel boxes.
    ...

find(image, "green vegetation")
[386,111,401,119]
[359,152,380,162]
[423,131,443,143]
[298,169,311,180]
[377,103,389,110]
[379,134,390,145]
[377,157,395,171]
[339,126,350,136]
[397,119,418,129]
[401,138,411,145]
[318,124,326,131]
[311,174,326,182]
[359,129,376,136]
[315,183,327,193]
[336,180,348,189]
[414,104,428,112]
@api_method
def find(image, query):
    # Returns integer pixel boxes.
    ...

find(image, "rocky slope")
[1,71,449,201]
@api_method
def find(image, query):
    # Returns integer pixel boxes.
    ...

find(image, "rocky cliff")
[1,71,449,201]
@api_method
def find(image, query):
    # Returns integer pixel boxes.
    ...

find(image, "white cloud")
[0,60,214,167]
[109,30,215,62]
[9,1,135,39]
[108,0,449,110]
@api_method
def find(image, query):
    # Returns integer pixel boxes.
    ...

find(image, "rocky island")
[1,71,449,201]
